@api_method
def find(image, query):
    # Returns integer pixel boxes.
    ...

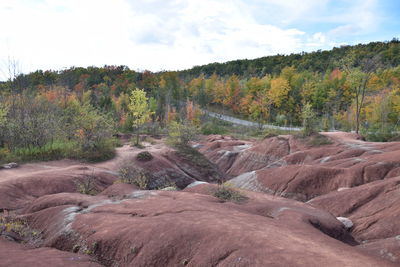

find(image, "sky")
[0,0,399,80]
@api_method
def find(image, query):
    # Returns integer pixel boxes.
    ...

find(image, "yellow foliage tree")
[269,77,290,107]
[223,75,241,112]
[128,88,152,145]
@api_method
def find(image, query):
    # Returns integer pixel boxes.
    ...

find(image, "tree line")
[0,39,399,162]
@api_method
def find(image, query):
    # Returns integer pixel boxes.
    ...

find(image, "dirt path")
[0,145,133,182]
[0,137,173,184]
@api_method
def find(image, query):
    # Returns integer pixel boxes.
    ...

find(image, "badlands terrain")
[0,132,400,266]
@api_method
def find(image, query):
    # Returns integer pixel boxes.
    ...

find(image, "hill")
[179,39,400,78]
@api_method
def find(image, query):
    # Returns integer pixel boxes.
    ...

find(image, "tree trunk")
[136,127,140,145]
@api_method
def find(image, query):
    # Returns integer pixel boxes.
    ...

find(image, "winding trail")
[204,110,302,131]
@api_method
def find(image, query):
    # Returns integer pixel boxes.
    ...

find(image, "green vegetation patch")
[136,151,153,161]
[213,184,248,203]
[174,143,213,170]
[296,133,333,147]
[74,171,99,195]
[0,214,42,246]
[118,162,150,189]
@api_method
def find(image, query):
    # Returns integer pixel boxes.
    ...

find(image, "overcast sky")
[0,0,399,79]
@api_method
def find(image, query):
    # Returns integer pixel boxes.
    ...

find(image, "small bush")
[136,151,153,161]
[262,128,293,138]
[0,148,14,164]
[320,117,330,132]
[201,121,228,135]
[141,122,165,137]
[167,121,199,146]
[132,141,145,149]
[143,136,158,145]
[361,124,398,142]
[213,184,248,203]
[158,181,177,191]
[71,139,117,162]
[297,133,333,147]
[75,171,98,195]
[275,114,287,126]
[308,135,333,146]
[118,162,150,189]
[0,214,42,245]
[175,144,212,169]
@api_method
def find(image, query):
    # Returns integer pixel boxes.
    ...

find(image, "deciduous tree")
[128,88,152,145]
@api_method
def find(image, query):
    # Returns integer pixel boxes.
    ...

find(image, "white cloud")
[0,0,384,79]
[328,0,380,37]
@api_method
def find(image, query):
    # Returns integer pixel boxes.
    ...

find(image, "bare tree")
[341,54,382,133]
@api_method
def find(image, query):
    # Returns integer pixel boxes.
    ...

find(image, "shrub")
[361,124,398,142]
[73,139,116,162]
[0,214,42,245]
[295,133,333,147]
[321,116,330,132]
[213,184,248,203]
[3,94,63,150]
[0,94,117,164]
[302,103,317,136]
[75,171,98,195]
[131,141,145,149]
[306,134,333,146]
[158,181,178,191]
[0,148,14,164]
[201,121,227,135]
[136,151,153,161]
[72,104,115,151]
[118,162,150,189]
[262,128,293,138]
[275,114,287,126]
[141,122,164,137]
[167,121,199,146]
[174,144,212,169]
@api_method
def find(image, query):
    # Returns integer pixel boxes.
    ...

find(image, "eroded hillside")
[0,133,399,266]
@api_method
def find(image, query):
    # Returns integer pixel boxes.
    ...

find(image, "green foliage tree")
[3,94,62,150]
[1,40,400,147]
[73,103,114,151]
[302,103,317,136]
[0,103,8,126]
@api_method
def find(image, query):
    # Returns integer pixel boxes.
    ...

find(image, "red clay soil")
[358,236,400,263]
[0,133,399,266]
[198,132,400,264]
[0,140,225,266]
[201,133,400,201]
[0,166,117,210]
[20,190,392,266]
[0,143,223,211]
[0,238,101,267]
[308,177,400,263]
[134,147,224,189]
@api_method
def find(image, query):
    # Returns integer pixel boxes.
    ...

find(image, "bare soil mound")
[309,177,400,263]
[0,238,101,267]
[201,134,400,202]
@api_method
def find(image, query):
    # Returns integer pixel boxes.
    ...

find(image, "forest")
[0,39,399,163]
